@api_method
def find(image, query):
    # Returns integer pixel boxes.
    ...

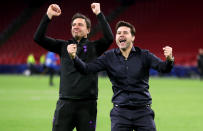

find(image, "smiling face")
[71,18,90,41]
[116,26,135,51]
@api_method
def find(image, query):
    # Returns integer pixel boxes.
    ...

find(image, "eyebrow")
[117,31,129,33]
[72,22,84,26]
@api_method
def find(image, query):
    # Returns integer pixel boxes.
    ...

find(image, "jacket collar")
[68,37,89,45]
[115,46,141,55]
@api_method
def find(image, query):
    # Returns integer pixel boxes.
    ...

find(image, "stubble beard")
[120,43,130,51]
[74,35,81,41]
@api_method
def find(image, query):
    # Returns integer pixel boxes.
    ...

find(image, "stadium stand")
[0,0,202,76]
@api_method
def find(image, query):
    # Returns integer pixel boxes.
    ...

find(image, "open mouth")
[73,28,80,33]
[119,39,126,43]
[74,30,79,33]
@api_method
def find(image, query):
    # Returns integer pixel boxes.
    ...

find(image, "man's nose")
[119,35,125,38]
[74,24,80,28]
[120,33,125,36]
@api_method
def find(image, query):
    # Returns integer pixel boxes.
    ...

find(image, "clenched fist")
[47,4,61,19]
[67,44,77,59]
[163,46,174,61]
[91,3,101,15]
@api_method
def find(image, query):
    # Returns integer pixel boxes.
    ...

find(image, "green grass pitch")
[0,75,203,131]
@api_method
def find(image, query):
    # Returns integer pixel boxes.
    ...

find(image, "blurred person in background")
[26,53,37,75]
[68,21,174,131]
[197,48,203,80]
[39,53,46,73]
[34,2,113,131]
[45,51,58,86]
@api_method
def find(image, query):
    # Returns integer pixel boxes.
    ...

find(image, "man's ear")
[87,28,91,34]
[132,36,135,42]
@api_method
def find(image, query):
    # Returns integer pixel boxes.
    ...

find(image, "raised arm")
[91,3,114,56]
[147,46,174,73]
[33,4,62,54]
[67,44,106,74]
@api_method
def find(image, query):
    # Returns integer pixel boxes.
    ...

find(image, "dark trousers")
[200,71,203,80]
[52,99,97,131]
[110,105,156,131]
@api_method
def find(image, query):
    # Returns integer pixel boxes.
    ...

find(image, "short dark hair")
[115,21,136,36]
[71,13,91,29]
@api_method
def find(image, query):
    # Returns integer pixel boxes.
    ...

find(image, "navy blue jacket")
[74,47,174,106]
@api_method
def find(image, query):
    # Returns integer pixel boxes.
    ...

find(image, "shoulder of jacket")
[103,49,115,55]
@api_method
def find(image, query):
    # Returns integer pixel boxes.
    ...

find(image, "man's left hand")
[91,3,101,15]
[163,46,174,61]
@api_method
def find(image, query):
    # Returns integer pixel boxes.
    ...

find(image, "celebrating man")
[34,3,113,131]
[68,21,174,131]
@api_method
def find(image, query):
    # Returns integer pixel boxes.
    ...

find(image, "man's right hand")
[47,4,61,20]
[67,44,77,59]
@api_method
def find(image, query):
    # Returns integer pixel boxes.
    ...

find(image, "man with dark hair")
[115,21,136,35]
[34,3,113,131]
[71,13,91,29]
[68,21,174,131]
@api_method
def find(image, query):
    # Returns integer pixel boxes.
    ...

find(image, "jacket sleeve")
[93,12,114,56]
[73,53,107,74]
[33,14,62,54]
[147,51,174,73]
